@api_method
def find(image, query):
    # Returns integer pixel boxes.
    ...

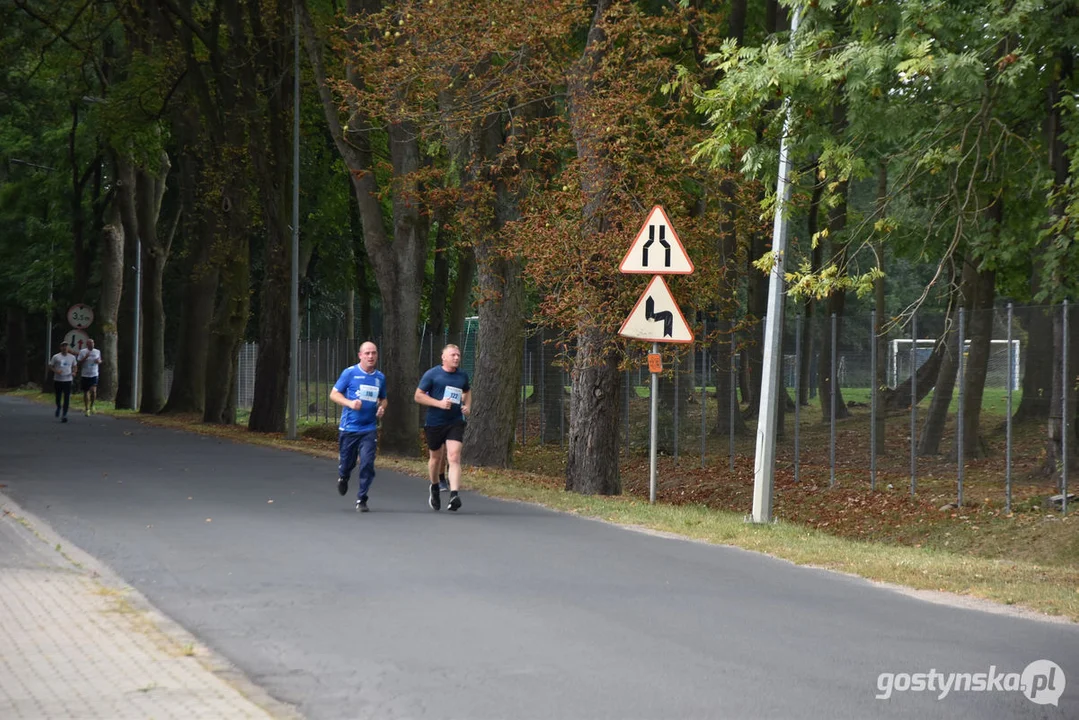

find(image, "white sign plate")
[63,329,91,352]
[619,206,694,275]
[67,303,94,329]
[618,276,694,344]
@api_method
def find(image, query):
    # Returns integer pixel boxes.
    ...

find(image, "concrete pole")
[751,7,801,524]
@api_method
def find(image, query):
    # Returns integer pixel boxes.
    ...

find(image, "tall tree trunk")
[349,187,373,340]
[566,325,622,494]
[300,0,428,454]
[713,321,744,435]
[883,340,944,410]
[247,0,296,433]
[1044,49,1076,474]
[114,158,139,410]
[799,173,824,407]
[461,102,532,467]
[428,215,450,336]
[744,226,768,416]
[919,259,976,456]
[872,163,888,454]
[162,206,218,414]
[447,246,475,336]
[464,246,525,466]
[713,180,745,436]
[204,242,249,425]
[4,309,28,387]
[1045,305,1079,476]
[961,267,996,459]
[97,204,124,402]
[1014,306,1052,421]
[564,0,621,495]
[135,155,172,414]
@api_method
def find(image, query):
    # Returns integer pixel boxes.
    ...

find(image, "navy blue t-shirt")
[334,364,386,434]
[417,365,471,427]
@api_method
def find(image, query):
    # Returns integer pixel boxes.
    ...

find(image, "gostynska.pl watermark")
[876,659,1065,706]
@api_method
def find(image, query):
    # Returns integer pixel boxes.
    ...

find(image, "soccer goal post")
[887,338,1020,390]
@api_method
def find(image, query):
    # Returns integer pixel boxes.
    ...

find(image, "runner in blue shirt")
[329,341,388,512]
[414,344,471,512]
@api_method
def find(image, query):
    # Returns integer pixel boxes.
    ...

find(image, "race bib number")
[443,386,463,405]
[356,384,379,403]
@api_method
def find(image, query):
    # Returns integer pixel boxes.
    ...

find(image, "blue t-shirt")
[334,364,387,434]
[417,365,471,427]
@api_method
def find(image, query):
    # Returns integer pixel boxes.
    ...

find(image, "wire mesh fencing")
[222,303,1071,512]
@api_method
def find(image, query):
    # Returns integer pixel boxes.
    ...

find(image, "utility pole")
[751,7,801,524]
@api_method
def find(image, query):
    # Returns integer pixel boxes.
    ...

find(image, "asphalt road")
[1,394,1076,720]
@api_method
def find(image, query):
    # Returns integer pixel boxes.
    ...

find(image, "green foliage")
[692,0,1079,306]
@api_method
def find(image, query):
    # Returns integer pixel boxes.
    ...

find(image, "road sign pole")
[649,341,659,504]
[752,7,801,524]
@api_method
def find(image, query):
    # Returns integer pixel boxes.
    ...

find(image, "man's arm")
[414,388,451,409]
[461,390,471,416]
[330,387,360,410]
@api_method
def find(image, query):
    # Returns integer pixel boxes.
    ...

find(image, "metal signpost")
[618,206,694,504]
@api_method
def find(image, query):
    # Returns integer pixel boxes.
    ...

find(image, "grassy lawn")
[5,386,1077,623]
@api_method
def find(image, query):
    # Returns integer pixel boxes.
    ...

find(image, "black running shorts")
[424,422,465,451]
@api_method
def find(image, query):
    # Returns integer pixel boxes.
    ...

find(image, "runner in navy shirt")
[330,341,387,512]
[414,344,471,512]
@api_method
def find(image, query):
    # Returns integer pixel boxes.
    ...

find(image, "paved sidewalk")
[0,494,299,720]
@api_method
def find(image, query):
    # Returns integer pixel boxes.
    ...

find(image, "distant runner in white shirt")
[48,342,77,423]
[77,338,102,416]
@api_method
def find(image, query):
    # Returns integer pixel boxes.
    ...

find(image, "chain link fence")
[220,303,1071,512]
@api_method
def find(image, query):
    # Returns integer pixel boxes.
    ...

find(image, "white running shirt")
[78,348,101,377]
[50,353,77,382]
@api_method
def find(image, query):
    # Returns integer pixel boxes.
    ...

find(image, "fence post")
[870,310,877,492]
[624,362,630,454]
[957,307,965,508]
[1064,300,1069,515]
[1006,304,1013,514]
[700,319,707,469]
[539,329,546,443]
[910,313,917,496]
[794,314,802,483]
[830,313,837,488]
[674,352,680,463]
[729,352,736,473]
[520,338,528,447]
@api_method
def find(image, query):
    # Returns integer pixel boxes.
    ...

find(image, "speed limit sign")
[67,303,94,329]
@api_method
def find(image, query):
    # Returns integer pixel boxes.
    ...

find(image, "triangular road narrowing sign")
[619,276,694,344]
[619,205,694,275]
